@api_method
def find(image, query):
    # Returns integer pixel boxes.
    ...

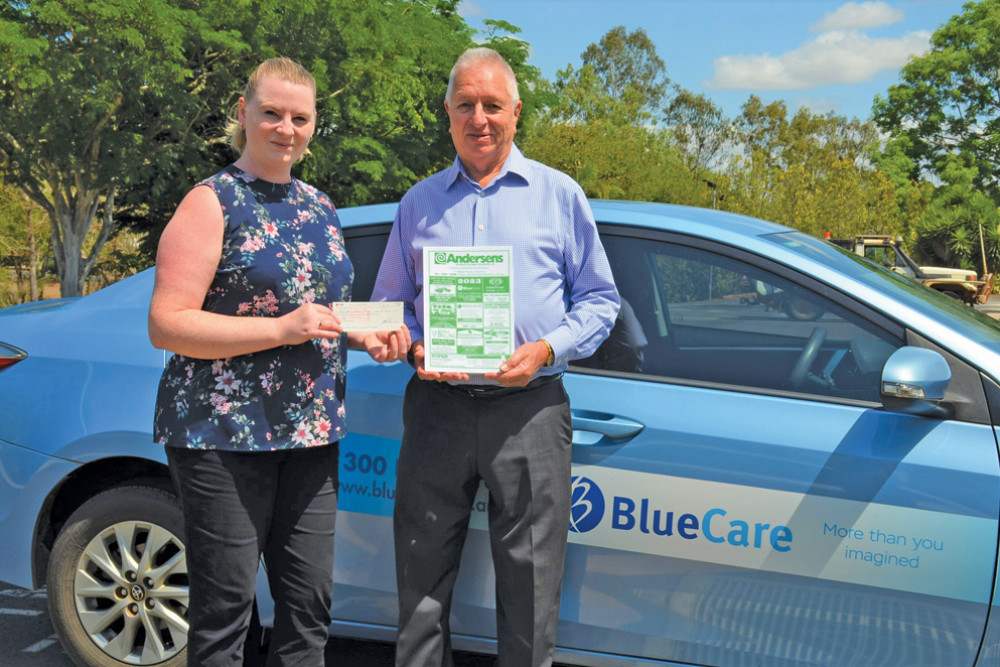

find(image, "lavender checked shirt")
[371,145,620,378]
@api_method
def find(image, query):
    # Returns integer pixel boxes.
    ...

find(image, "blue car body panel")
[2,200,1000,666]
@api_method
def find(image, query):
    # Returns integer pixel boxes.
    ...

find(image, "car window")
[344,225,392,301]
[866,246,897,269]
[574,232,905,402]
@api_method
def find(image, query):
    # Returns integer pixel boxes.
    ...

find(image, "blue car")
[2,201,1000,667]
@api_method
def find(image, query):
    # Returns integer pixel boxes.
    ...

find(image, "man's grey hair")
[445,47,520,105]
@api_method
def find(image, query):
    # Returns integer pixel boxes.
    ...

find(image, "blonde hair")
[227,57,317,154]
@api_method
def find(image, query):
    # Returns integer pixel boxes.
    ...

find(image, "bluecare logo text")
[570,475,793,552]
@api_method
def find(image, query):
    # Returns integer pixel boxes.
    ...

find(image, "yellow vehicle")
[829,235,993,305]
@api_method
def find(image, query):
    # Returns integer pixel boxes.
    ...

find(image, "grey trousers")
[393,375,572,667]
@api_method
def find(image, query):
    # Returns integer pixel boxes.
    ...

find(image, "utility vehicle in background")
[828,234,993,305]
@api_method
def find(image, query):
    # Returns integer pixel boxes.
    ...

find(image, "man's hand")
[411,339,470,383]
[359,325,411,363]
[484,340,549,387]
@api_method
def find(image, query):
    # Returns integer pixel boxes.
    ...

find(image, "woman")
[148,57,409,666]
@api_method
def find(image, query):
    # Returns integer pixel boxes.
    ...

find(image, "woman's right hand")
[279,303,344,346]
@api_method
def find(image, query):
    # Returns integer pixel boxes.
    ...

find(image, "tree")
[872,0,1000,196]
[909,153,1000,273]
[283,0,473,206]
[726,96,898,237]
[0,0,245,296]
[523,117,708,206]
[581,26,669,118]
[522,28,706,207]
[475,18,554,125]
[1,1,479,296]
[663,88,733,175]
[0,181,48,305]
[121,0,476,257]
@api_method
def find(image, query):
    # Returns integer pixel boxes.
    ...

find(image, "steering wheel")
[789,327,826,388]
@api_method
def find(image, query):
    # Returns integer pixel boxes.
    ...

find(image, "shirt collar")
[446,144,531,190]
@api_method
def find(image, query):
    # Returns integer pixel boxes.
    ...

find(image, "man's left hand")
[361,325,411,363]
[484,340,549,387]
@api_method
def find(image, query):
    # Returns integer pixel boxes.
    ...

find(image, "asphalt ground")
[0,582,499,667]
[976,295,1000,319]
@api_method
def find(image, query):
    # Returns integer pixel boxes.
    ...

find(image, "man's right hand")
[411,339,470,382]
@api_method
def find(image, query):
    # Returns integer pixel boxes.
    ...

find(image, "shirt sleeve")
[370,201,424,342]
[543,186,621,366]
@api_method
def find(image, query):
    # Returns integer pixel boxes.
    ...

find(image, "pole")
[979,222,988,277]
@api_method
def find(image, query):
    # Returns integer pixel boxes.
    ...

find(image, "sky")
[459,0,968,122]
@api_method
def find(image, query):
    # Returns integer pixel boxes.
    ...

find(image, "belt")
[442,373,563,399]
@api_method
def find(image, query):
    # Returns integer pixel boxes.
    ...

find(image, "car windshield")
[763,231,1000,347]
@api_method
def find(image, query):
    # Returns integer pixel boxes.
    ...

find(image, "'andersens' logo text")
[434,251,504,264]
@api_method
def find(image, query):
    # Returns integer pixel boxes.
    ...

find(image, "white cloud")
[793,95,846,116]
[705,28,930,91]
[457,1,485,17]
[812,1,905,31]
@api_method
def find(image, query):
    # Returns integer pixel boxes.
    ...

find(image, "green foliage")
[912,181,1000,274]
[725,96,899,238]
[5,1,997,304]
[0,0,247,295]
[581,26,668,117]
[0,179,49,305]
[126,0,475,251]
[872,0,1000,197]
[290,0,473,207]
[522,26,707,207]
[476,18,554,124]
[663,88,732,175]
[543,26,669,128]
[522,117,709,206]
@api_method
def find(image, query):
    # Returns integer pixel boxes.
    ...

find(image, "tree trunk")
[48,185,117,298]
[54,206,83,298]
[22,193,39,301]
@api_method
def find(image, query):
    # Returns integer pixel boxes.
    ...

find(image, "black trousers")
[393,376,572,667]
[167,443,339,667]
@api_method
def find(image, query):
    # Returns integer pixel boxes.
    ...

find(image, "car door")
[555,227,1000,666]
[331,224,414,631]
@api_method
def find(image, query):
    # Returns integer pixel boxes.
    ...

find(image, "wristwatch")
[539,339,554,367]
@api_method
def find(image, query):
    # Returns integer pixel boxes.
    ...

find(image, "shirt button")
[479,190,486,197]
[478,224,484,231]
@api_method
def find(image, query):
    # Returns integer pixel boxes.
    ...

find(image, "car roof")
[337,199,794,242]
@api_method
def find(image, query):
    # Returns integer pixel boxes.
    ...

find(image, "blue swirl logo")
[569,476,605,533]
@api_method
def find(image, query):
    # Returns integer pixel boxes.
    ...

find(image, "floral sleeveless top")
[154,165,353,451]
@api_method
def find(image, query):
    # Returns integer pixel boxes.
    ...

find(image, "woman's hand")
[279,303,344,346]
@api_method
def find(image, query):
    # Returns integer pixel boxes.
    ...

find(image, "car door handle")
[571,410,644,439]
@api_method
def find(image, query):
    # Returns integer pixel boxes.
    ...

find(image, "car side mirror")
[880,347,952,417]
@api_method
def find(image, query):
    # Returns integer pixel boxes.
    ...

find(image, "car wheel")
[783,295,824,321]
[47,483,189,667]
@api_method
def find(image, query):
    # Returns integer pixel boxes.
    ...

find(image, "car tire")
[47,483,189,667]
[783,295,824,321]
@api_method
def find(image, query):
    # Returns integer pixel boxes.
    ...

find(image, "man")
[371,47,619,667]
